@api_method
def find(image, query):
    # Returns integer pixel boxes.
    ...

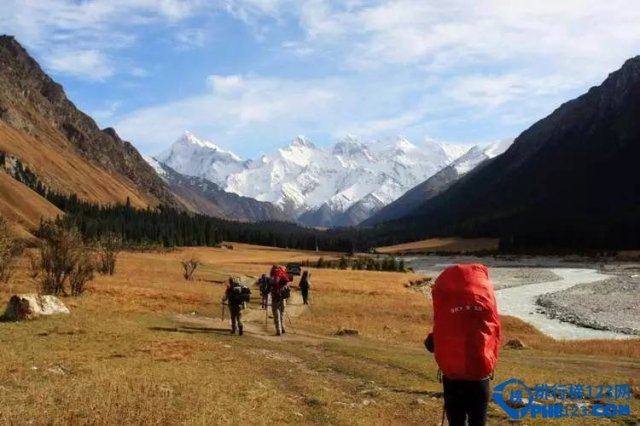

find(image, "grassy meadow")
[0,244,638,425]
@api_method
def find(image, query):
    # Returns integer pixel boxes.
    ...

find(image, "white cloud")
[186,0,640,142]
[46,48,115,80]
[338,111,426,138]
[447,73,581,110]
[4,0,640,152]
[92,101,122,120]
[207,75,245,93]
[0,0,208,79]
[114,74,341,153]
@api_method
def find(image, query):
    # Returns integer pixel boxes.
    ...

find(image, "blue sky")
[2,1,640,158]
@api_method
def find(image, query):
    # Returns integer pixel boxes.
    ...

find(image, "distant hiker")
[259,274,270,309]
[224,277,251,336]
[299,270,311,305]
[424,264,501,426]
[269,276,291,336]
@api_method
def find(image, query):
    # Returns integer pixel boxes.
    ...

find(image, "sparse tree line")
[301,255,407,272]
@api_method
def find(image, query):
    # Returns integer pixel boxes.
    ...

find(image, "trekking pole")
[285,310,295,333]
[440,403,446,426]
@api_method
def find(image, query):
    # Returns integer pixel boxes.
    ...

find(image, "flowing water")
[495,268,632,340]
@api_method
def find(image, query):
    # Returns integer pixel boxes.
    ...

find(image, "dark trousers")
[229,304,243,334]
[442,377,490,426]
[301,287,309,304]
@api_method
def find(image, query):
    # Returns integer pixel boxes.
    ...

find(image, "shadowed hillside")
[370,56,640,251]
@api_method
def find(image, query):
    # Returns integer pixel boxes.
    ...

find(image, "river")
[408,257,635,340]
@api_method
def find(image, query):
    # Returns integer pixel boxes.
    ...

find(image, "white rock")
[3,294,70,321]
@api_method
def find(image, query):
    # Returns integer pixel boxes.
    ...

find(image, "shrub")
[27,250,40,279]
[181,257,200,281]
[0,215,23,284]
[70,254,95,296]
[97,233,122,275]
[36,221,95,296]
[338,256,348,270]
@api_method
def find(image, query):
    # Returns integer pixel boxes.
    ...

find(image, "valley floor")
[1,245,639,425]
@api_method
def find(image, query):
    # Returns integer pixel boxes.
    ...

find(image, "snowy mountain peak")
[392,137,416,152]
[333,136,369,156]
[452,138,514,175]
[423,139,472,162]
[289,135,316,149]
[171,131,242,161]
[484,138,513,158]
[156,131,245,186]
[157,132,491,225]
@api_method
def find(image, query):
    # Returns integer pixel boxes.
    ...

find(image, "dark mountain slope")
[371,56,640,250]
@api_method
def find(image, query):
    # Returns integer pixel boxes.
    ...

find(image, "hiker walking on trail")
[424,264,501,426]
[259,274,270,309]
[269,276,290,336]
[299,270,311,305]
[224,277,251,336]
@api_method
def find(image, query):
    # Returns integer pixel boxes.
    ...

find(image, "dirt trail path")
[173,290,337,345]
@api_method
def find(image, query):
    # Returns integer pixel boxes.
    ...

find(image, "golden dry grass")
[1,244,638,425]
[376,237,499,254]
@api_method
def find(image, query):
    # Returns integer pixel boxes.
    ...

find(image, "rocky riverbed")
[536,266,640,336]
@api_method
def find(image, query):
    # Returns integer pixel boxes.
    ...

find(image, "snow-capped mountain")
[156,131,477,226]
[364,138,514,226]
[449,138,513,175]
[143,155,290,222]
[156,131,246,186]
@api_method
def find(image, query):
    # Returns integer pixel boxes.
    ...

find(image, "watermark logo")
[493,378,632,420]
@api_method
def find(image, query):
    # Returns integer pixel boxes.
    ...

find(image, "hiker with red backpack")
[424,264,501,426]
[269,265,291,336]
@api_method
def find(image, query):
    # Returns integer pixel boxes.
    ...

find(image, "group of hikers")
[223,265,311,337]
[223,262,500,426]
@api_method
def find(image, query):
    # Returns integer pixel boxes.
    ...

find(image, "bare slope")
[0,124,149,208]
[0,35,178,209]
[0,170,61,237]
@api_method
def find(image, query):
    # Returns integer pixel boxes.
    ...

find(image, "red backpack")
[270,265,289,283]
[432,264,501,380]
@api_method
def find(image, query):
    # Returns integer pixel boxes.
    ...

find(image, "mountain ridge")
[364,138,513,226]
[0,35,179,210]
[156,131,479,226]
[371,55,640,249]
